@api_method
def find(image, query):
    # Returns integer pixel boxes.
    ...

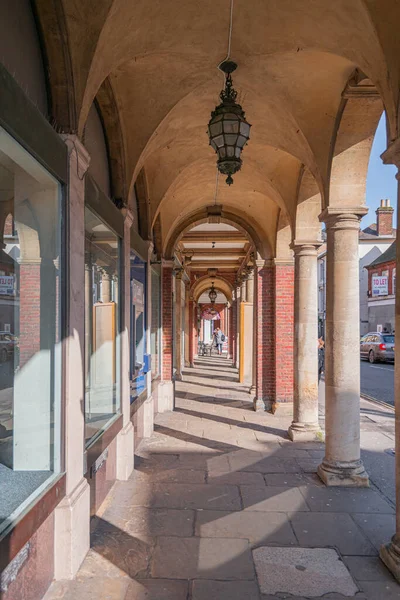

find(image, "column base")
[158,380,174,412]
[248,385,256,395]
[288,422,323,442]
[54,477,90,579]
[189,362,194,368]
[116,421,134,481]
[253,397,266,412]
[175,372,183,381]
[380,536,400,583]
[317,458,369,487]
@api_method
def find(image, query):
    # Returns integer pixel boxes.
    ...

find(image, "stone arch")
[163,208,266,261]
[95,77,127,203]
[190,275,233,304]
[327,70,384,210]
[294,166,322,242]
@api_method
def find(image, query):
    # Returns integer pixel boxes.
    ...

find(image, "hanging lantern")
[208,282,217,304]
[208,60,251,185]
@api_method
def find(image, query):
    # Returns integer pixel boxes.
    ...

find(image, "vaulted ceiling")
[36,0,399,260]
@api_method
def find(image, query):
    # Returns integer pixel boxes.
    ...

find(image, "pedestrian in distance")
[213,327,225,356]
[318,337,325,382]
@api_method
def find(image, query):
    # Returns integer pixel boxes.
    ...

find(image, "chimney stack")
[376,199,394,236]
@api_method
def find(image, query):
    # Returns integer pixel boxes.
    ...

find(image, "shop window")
[0,126,62,534]
[84,208,120,445]
[130,252,146,399]
[151,268,161,378]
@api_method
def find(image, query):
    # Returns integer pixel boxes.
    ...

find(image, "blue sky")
[365,113,397,227]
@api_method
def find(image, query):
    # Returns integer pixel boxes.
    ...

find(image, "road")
[360,359,394,406]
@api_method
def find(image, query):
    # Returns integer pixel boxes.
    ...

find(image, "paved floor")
[45,356,399,599]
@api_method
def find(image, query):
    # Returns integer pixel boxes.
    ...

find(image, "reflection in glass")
[0,127,61,534]
[151,268,161,378]
[130,252,146,400]
[84,208,120,444]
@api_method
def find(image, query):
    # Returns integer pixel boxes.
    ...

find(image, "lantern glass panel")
[219,147,227,158]
[227,146,235,157]
[225,134,238,145]
[210,122,223,136]
[235,147,241,157]
[210,140,217,151]
[214,135,224,148]
[237,135,247,148]
[240,121,251,136]
[223,120,239,134]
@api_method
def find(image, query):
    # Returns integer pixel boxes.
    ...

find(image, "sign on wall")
[0,275,14,295]
[372,276,388,297]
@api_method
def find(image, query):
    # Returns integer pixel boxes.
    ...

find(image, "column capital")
[273,257,294,267]
[121,207,134,228]
[291,240,323,256]
[174,267,184,280]
[61,134,90,175]
[161,258,175,269]
[319,207,368,229]
[381,137,400,170]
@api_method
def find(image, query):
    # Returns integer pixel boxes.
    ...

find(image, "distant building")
[318,199,396,337]
[365,241,396,333]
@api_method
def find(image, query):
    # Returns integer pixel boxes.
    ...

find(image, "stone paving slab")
[253,547,359,597]
[351,512,397,551]
[290,512,377,555]
[241,485,310,512]
[299,486,395,514]
[342,556,395,582]
[151,536,255,580]
[195,509,297,546]
[125,482,242,510]
[191,579,261,600]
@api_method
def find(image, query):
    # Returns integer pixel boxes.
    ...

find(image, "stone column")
[174,268,184,380]
[189,298,195,367]
[159,260,174,411]
[289,242,322,441]
[379,141,400,580]
[115,209,135,480]
[317,208,369,487]
[101,267,112,303]
[235,282,241,368]
[231,293,237,365]
[247,269,256,395]
[246,270,254,303]
[54,135,90,579]
[241,278,247,303]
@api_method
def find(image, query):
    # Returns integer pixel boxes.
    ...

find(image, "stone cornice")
[381,138,400,170]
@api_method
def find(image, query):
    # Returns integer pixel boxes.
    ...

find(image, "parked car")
[0,332,18,363]
[360,332,395,363]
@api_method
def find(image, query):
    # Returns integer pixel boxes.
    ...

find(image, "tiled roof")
[367,241,396,268]
[359,223,396,240]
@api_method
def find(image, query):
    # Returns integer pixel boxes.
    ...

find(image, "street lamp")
[208,60,251,185]
[208,282,217,304]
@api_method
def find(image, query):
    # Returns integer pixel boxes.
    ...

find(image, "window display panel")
[130,252,146,400]
[84,208,120,444]
[0,126,62,534]
[151,268,161,378]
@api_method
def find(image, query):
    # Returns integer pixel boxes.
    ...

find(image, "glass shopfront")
[0,126,62,534]
[84,208,121,445]
[151,267,161,379]
[130,252,147,400]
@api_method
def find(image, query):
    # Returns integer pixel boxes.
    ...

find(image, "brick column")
[184,282,190,366]
[18,260,41,367]
[274,260,294,407]
[175,268,184,380]
[54,135,90,579]
[228,305,234,359]
[254,260,275,411]
[231,295,237,365]
[159,260,174,411]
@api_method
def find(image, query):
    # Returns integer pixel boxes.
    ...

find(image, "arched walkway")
[44,356,396,600]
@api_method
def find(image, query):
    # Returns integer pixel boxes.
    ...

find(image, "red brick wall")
[189,299,194,366]
[228,306,234,358]
[19,262,41,367]
[254,261,294,410]
[162,265,173,380]
[232,299,237,364]
[274,264,294,403]
[376,208,394,236]
[255,264,275,406]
